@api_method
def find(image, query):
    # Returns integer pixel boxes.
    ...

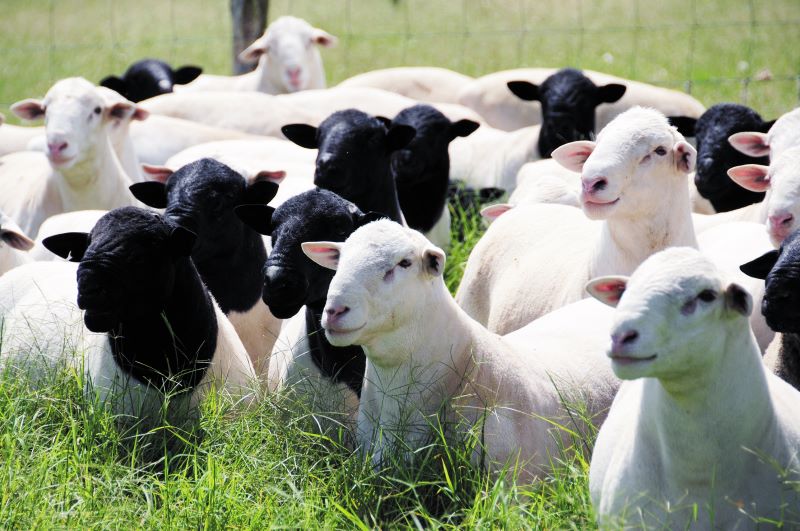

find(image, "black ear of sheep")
[99,75,129,98]
[760,119,777,133]
[356,211,387,227]
[450,119,480,140]
[234,204,275,235]
[243,180,280,205]
[42,232,90,262]
[507,81,540,102]
[169,225,197,257]
[129,182,168,209]
[595,83,627,104]
[385,124,416,152]
[172,65,202,85]
[739,249,780,280]
[667,116,698,138]
[281,124,319,149]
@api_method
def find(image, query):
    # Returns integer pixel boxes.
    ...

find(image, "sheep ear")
[667,116,697,138]
[105,102,138,123]
[727,164,770,192]
[234,204,275,235]
[253,169,286,185]
[169,225,196,257]
[243,180,280,205]
[674,140,696,173]
[99,76,129,98]
[141,164,174,183]
[480,203,513,223]
[386,124,416,152]
[172,65,202,85]
[724,282,752,317]
[42,232,90,262]
[281,124,319,149]
[585,276,628,307]
[11,99,45,121]
[239,37,268,63]
[0,214,34,251]
[311,28,338,47]
[596,83,626,104]
[507,81,539,102]
[739,249,779,280]
[449,119,480,140]
[131,106,149,121]
[129,182,168,209]
[422,246,445,277]
[356,211,386,227]
[728,132,770,157]
[551,140,596,172]
[302,241,341,270]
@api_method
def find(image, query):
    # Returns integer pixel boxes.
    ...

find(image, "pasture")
[1,0,799,528]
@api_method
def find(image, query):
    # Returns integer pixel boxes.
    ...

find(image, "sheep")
[282,109,415,223]
[130,115,257,166]
[691,103,773,213]
[100,59,202,102]
[456,108,698,335]
[456,67,705,132]
[129,158,282,375]
[178,16,336,94]
[694,146,800,247]
[391,105,480,248]
[588,247,800,528]
[1,78,140,237]
[303,219,619,481]
[141,87,481,138]
[448,68,628,192]
[337,67,474,103]
[729,106,800,161]
[235,189,383,416]
[0,207,256,426]
[509,158,581,207]
[740,227,800,390]
[0,113,43,157]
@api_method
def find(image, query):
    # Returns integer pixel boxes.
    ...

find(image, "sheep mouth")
[47,154,76,167]
[83,309,118,333]
[609,353,657,365]
[582,195,620,207]
[325,323,366,336]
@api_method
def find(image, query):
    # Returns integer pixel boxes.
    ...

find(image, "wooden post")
[230,0,269,74]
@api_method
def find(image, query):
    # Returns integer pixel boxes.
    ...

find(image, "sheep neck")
[641,327,774,486]
[597,177,698,275]
[108,257,218,392]
[394,159,449,233]
[357,280,477,455]
[56,134,133,212]
[343,170,405,225]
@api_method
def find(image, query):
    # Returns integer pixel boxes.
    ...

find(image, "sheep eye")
[93,106,102,115]
[698,289,717,303]
[654,146,667,156]
[398,258,412,268]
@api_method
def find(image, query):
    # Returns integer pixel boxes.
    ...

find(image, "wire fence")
[1,0,799,118]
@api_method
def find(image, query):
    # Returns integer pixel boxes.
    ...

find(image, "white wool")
[338,67,474,104]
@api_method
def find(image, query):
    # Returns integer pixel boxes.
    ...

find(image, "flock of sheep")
[1,13,799,529]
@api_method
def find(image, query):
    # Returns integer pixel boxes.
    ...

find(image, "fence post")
[230,0,269,74]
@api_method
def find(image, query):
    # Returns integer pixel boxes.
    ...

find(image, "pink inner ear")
[141,164,174,183]
[256,170,286,184]
[593,280,626,302]
[480,204,513,222]
[11,100,45,121]
[727,165,770,192]
[728,132,770,157]
[132,107,149,121]
[306,246,336,254]
[551,141,596,172]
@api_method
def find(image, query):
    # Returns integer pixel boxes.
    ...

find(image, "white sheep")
[509,158,581,207]
[456,108,698,335]
[178,16,337,94]
[141,87,482,137]
[337,67,474,103]
[0,113,43,157]
[456,68,705,131]
[587,247,800,528]
[1,78,140,237]
[303,219,619,481]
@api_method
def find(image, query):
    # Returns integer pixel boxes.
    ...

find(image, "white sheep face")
[552,107,696,221]
[303,220,445,367]
[240,16,337,93]
[11,77,139,170]
[587,247,752,381]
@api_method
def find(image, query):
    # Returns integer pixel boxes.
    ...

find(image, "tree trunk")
[230,0,269,75]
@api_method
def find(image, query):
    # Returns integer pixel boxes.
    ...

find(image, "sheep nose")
[287,67,301,81]
[47,141,68,156]
[769,213,794,229]
[582,176,608,194]
[611,329,639,354]
[325,303,349,321]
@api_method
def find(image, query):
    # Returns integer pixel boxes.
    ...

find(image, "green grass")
[1,0,800,527]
